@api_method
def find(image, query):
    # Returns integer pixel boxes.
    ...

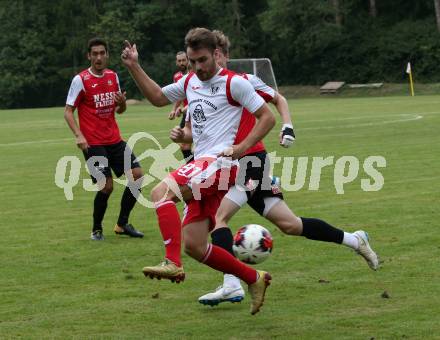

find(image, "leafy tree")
[2,0,440,108]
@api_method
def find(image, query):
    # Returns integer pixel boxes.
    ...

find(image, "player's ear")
[87,52,91,61]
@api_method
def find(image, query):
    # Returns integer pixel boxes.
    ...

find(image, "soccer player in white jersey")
[121,27,275,314]
[197,30,379,306]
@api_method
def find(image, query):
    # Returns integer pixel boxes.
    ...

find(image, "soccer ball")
[232,224,273,264]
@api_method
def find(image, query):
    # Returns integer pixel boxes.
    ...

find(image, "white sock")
[223,274,241,288]
[342,232,359,250]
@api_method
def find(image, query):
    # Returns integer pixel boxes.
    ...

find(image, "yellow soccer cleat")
[142,259,185,283]
[248,270,272,315]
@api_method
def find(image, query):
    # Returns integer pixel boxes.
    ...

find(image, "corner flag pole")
[406,62,415,97]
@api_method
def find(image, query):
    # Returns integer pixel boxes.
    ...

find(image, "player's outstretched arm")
[121,41,170,107]
[271,92,291,125]
[271,92,295,147]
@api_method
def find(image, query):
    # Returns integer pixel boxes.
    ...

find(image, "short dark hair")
[212,30,230,55]
[176,51,187,58]
[184,28,216,52]
[88,38,108,53]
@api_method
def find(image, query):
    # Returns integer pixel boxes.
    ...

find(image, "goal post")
[226,58,278,91]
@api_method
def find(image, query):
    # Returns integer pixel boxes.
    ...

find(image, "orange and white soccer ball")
[233,224,273,264]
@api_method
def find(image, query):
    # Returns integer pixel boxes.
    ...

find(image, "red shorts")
[169,157,238,229]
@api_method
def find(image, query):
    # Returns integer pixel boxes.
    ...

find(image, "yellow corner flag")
[406,62,415,96]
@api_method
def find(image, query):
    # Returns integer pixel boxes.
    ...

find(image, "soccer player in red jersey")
[64,38,144,241]
[197,31,379,306]
[122,28,274,314]
[172,51,189,83]
[169,51,193,162]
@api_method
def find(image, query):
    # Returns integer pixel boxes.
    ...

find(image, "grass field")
[1,95,439,339]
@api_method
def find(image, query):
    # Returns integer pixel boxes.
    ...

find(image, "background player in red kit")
[172,51,189,83]
[64,38,144,241]
[169,51,193,162]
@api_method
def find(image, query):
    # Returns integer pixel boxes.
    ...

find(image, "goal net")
[227,58,278,91]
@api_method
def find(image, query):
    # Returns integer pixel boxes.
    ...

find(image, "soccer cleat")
[198,285,245,306]
[142,259,185,283]
[353,230,379,270]
[248,270,272,315]
[90,230,104,241]
[114,223,144,238]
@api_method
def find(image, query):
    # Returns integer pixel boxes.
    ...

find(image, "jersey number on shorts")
[177,163,202,178]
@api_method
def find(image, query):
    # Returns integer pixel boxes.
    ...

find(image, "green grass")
[0,95,439,339]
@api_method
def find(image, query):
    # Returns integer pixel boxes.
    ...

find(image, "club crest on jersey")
[192,104,206,124]
[211,85,220,95]
[108,80,113,85]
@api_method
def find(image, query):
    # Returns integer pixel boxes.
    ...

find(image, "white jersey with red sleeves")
[162,68,265,160]
[66,68,122,146]
[234,73,275,156]
[246,73,275,101]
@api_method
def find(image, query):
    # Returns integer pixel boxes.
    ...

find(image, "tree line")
[1,0,440,109]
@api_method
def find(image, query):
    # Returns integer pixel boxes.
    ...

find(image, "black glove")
[280,123,295,148]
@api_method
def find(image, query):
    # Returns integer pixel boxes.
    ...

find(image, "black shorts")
[83,140,140,183]
[237,151,283,216]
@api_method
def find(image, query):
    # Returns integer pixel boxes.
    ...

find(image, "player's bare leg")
[182,219,211,261]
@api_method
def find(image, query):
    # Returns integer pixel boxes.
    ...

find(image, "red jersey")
[66,68,122,146]
[173,71,185,83]
[233,73,275,156]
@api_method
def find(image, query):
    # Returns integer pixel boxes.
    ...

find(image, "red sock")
[155,201,182,267]
[201,244,258,284]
